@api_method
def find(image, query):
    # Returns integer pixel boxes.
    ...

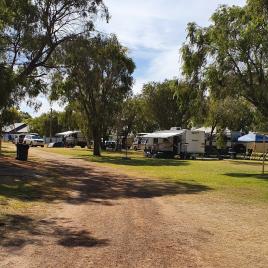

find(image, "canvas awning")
[143,131,184,139]
[238,133,268,143]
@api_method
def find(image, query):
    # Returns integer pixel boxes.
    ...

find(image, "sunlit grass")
[41,147,268,204]
[0,142,16,157]
[0,142,44,215]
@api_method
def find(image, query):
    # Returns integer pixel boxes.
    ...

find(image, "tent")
[238,133,268,143]
[238,133,268,154]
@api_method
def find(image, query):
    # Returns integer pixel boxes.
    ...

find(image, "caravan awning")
[143,131,184,139]
[55,131,74,136]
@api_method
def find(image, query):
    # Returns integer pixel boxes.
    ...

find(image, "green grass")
[41,147,268,204]
[2,143,268,205]
[0,142,46,215]
[0,142,16,157]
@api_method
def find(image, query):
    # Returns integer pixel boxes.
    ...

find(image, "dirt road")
[1,149,268,268]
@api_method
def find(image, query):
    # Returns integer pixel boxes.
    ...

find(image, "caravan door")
[173,135,180,154]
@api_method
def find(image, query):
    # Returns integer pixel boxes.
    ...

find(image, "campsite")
[1,142,268,267]
[1,0,268,267]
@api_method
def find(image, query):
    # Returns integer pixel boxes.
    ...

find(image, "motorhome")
[143,128,205,158]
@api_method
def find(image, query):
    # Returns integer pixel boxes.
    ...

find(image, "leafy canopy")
[181,0,268,117]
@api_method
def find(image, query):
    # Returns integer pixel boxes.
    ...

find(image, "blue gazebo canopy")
[238,133,268,143]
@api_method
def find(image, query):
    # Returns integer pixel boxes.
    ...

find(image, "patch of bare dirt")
[0,149,267,267]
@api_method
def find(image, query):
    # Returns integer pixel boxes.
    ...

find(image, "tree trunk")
[0,123,2,155]
[92,128,101,156]
[93,138,101,156]
[209,125,216,148]
[0,136,2,155]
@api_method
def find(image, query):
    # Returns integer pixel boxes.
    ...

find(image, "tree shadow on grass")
[224,173,268,181]
[0,214,109,250]
[230,160,268,167]
[0,156,211,205]
[75,154,190,167]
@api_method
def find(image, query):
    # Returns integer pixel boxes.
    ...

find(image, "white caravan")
[56,131,87,148]
[143,128,205,158]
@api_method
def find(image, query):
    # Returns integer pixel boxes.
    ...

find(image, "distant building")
[2,123,29,141]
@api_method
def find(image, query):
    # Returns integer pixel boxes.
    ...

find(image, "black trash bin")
[16,143,29,161]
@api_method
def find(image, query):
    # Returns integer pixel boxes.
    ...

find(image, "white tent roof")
[143,130,185,139]
[55,131,75,136]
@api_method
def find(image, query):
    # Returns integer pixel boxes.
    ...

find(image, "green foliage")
[181,0,268,119]
[205,97,254,132]
[116,96,157,136]
[51,34,135,156]
[0,0,108,111]
[141,80,201,129]
[27,109,78,137]
[0,107,19,128]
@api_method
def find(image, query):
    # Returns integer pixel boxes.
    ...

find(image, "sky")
[22,0,246,117]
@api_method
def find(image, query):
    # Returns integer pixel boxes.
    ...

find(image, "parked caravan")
[132,133,150,150]
[195,127,245,154]
[56,131,87,148]
[143,128,205,158]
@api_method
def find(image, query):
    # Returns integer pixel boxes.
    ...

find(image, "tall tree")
[181,0,268,118]
[52,35,135,156]
[204,96,255,147]
[142,80,201,130]
[0,0,108,152]
[0,0,108,113]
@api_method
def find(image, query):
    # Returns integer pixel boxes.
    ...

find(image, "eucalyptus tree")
[0,0,108,152]
[204,97,255,147]
[142,80,201,130]
[181,0,268,117]
[51,35,135,156]
[0,0,108,110]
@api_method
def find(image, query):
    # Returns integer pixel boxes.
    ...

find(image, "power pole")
[49,107,52,143]
[262,135,266,175]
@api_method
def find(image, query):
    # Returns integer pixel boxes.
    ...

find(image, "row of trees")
[1,0,268,156]
[180,0,268,133]
[0,0,108,152]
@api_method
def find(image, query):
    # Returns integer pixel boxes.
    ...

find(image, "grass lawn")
[0,143,55,216]
[41,146,268,204]
[0,142,16,157]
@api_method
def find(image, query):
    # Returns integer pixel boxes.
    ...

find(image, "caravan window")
[153,138,158,144]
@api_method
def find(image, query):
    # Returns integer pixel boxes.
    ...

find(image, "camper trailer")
[56,131,87,148]
[143,128,205,158]
[195,127,245,154]
[132,133,150,150]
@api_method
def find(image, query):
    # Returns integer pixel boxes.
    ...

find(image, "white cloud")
[100,0,246,93]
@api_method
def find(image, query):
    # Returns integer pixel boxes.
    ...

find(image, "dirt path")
[1,148,268,268]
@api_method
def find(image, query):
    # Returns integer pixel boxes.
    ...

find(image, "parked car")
[23,134,45,147]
